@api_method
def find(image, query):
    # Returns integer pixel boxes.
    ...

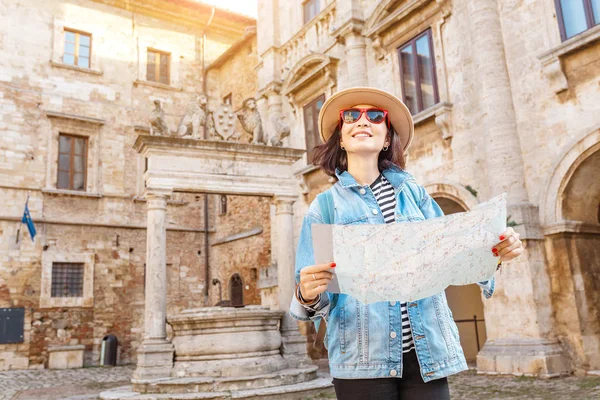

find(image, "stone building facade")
[256,0,600,376]
[0,0,267,370]
[2,0,599,380]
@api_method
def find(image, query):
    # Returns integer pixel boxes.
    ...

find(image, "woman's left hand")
[492,227,524,262]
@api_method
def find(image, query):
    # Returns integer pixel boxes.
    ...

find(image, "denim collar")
[334,165,413,189]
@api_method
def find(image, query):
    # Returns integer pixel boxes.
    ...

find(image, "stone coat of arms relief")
[148,93,290,147]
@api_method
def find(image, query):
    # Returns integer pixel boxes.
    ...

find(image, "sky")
[199,0,258,18]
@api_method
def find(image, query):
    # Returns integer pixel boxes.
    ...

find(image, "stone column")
[344,31,368,88]
[467,0,569,377]
[133,189,174,381]
[274,195,308,358]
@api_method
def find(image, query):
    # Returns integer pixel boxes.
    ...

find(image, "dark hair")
[311,123,406,177]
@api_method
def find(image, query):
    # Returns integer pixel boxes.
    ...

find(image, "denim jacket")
[290,166,495,382]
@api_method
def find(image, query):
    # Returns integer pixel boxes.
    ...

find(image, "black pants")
[332,350,451,400]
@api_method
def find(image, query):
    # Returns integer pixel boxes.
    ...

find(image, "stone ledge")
[538,24,600,94]
[294,164,320,176]
[133,79,183,92]
[212,227,263,246]
[48,344,85,370]
[476,338,570,378]
[134,135,305,159]
[45,111,105,125]
[412,102,453,139]
[542,220,600,236]
[42,188,103,198]
[588,370,600,376]
[50,61,103,76]
[48,344,85,352]
[132,196,187,206]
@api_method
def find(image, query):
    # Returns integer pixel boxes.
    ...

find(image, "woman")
[290,87,524,400]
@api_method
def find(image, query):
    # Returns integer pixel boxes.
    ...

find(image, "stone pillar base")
[132,339,174,381]
[477,338,571,378]
[281,328,311,360]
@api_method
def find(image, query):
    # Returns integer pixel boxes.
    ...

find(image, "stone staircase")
[99,367,333,399]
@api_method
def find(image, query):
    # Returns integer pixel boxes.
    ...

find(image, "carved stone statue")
[149,100,170,136]
[237,97,266,145]
[208,103,240,141]
[176,93,207,139]
[269,113,290,147]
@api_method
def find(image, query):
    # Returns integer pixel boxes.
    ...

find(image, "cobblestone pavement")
[1,365,599,400]
[0,365,133,400]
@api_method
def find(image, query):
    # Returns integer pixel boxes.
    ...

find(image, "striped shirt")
[370,174,415,353]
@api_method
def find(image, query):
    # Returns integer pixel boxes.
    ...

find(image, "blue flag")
[21,197,36,242]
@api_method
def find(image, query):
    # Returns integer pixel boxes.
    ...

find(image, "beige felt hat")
[318,87,414,152]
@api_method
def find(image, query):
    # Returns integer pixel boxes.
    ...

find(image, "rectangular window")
[223,93,232,105]
[58,134,87,191]
[303,0,320,24]
[303,94,325,163]
[146,49,170,85]
[63,29,91,69]
[51,263,84,298]
[555,0,600,41]
[398,29,439,115]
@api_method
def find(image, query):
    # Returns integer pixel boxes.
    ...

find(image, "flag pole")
[16,193,28,244]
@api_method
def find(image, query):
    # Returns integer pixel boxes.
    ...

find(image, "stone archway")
[429,185,487,364]
[131,136,306,380]
[541,126,600,370]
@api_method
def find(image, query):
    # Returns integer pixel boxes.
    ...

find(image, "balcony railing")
[279,2,336,75]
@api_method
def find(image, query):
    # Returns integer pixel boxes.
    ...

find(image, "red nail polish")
[499,235,505,241]
[493,252,498,257]
[330,262,336,268]
[492,248,498,253]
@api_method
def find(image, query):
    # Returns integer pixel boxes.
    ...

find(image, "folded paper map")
[311,193,507,304]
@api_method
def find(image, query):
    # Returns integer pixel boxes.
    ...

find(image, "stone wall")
[210,195,272,307]
[0,0,258,370]
[258,0,600,371]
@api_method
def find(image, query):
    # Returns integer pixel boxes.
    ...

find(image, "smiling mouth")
[352,131,372,138]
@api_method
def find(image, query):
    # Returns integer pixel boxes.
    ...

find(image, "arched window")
[230,273,243,307]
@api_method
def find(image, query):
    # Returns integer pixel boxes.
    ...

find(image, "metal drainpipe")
[202,6,216,306]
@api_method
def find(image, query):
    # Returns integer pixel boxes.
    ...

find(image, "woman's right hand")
[299,262,336,302]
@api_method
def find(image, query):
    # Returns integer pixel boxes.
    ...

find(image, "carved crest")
[210,104,238,141]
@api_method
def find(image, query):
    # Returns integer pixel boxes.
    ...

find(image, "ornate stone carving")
[542,58,568,94]
[149,100,171,136]
[296,175,309,195]
[269,113,290,147]
[434,102,454,140]
[371,35,386,60]
[237,97,266,145]
[208,103,240,141]
[176,93,207,138]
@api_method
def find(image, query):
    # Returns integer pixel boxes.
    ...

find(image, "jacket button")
[390,369,397,376]
[390,331,397,339]
[359,188,366,195]
[372,209,378,215]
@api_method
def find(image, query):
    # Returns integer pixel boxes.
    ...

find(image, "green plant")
[506,215,521,228]
[464,185,478,198]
